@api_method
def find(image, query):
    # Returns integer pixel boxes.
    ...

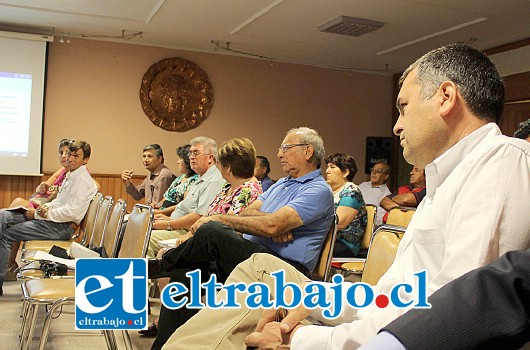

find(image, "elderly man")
[121,144,176,206]
[380,166,426,223]
[151,127,334,350]
[358,162,391,226]
[170,44,530,350]
[0,141,98,296]
[254,155,274,192]
[147,137,225,259]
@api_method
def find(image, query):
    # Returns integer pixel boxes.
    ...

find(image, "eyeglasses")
[370,168,386,174]
[189,150,211,158]
[278,143,309,153]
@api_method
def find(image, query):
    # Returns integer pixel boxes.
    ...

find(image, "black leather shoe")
[138,322,157,337]
[148,259,169,279]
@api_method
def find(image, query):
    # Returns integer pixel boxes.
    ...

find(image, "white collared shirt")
[37,165,98,225]
[293,123,530,349]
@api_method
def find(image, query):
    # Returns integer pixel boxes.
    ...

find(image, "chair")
[100,199,127,259]
[329,204,376,277]
[360,225,405,285]
[88,195,113,249]
[338,224,405,285]
[18,204,152,350]
[21,192,103,257]
[386,206,416,227]
[311,214,338,282]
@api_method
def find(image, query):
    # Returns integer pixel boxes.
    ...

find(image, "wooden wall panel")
[1,174,143,212]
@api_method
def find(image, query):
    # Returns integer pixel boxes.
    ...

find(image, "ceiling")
[1,0,529,75]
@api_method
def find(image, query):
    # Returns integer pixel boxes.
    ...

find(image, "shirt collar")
[197,164,220,182]
[67,165,87,179]
[285,168,322,184]
[151,163,166,176]
[425,122,501,199]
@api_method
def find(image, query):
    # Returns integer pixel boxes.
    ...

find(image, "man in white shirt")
[165,44,530,350]
[358,163,391,226]
[0,140,98,295]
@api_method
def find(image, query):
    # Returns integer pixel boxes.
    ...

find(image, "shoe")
[138,322,157,337]
[148,259,169,279]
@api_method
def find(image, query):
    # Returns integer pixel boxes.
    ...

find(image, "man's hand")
[245,322,304,350]
[190,215,219,234]
[271,231,294,243]
[121,169,134,186]
[25,208,36,220]
[33,205,49,219]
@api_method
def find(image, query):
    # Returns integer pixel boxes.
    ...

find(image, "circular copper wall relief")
[140,57,213,132]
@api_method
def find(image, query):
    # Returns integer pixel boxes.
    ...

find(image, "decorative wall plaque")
[140,57,213,132]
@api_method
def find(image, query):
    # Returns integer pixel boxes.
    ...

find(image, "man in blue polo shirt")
[149,127,334,350]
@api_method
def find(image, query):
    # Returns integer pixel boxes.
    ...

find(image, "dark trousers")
[152,221,270,350]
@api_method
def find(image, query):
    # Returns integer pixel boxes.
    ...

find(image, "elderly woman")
[140,137,262,337]
[152,144,199,216]
[325,153,367,257]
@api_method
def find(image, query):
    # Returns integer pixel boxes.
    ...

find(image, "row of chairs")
[17,193,154,350]
[316,205,416,285]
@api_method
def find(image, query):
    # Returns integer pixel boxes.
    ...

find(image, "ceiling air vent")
[318,16,384,37]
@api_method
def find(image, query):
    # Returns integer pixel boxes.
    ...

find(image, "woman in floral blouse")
[141,138,262,337]
[325,153,367,257]
[152,145,199,216]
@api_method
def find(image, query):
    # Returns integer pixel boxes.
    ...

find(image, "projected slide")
[0,72,32,157]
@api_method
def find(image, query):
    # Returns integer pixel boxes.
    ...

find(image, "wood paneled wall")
[0,173,143,212]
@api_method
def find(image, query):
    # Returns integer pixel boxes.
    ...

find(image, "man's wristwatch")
[166,220,173,231]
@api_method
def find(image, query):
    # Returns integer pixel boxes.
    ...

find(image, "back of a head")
[287,126,325,168]
[514,119,530,141]
[190,136,218,162]
[400,43,505,123]
[219,137,256,178]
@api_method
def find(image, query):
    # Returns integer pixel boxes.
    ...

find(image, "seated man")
[380,166,426,223]
[360,249,530,350]
[147,137,225,259]
[358,162,391,226]
[121,144,176,206]
[150,127,334,350]
[0,140,98,296]
[165,44,530,350]
[254,155,274,192]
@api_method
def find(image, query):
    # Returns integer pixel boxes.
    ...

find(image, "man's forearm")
[215,214,279,237]
[380,196,398,211]
[171,212,202,230]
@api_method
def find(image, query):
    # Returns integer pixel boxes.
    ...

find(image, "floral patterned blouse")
[207,180,263,216]
[162,174,199,208]
[334,182,367,256]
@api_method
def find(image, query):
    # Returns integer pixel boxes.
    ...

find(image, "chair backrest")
[361,225,405,286]
[89,196,113,249]
[77,192,103,245]
[311,214,338,282]
[117,204,153,258]
[360,204,377,250]
[386,206,416,227]
[103,199,127,258]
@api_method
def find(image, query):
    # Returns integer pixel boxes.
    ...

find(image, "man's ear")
[305,145,314,162]
[438,81,458,117]
[82,157,89,165]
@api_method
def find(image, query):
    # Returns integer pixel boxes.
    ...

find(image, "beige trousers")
[147,229,188,258]
[162,253,307,350]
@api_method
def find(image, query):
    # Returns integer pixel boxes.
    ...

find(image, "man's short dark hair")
[144,144,164,162]
[69,140,91,159]
[514,119,530,140]
[400,43,505,123]
[256,155,271,175]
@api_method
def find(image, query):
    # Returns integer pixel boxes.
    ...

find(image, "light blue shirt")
[243,169,334,272]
